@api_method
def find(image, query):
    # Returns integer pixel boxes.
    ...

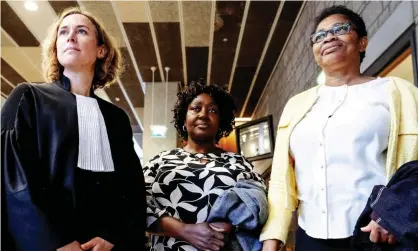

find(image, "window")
[363,24,418,86]
[379,47,415,85]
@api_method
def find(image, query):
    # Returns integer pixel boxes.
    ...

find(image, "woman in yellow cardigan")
[261,5,418,251]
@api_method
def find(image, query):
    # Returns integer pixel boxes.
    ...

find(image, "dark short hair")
[313,5,368,63]
[173,79,236,143]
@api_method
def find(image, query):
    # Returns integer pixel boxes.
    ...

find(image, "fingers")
[212,230,224,241]
[369,227,380,243]
[81,238,99,250]
[379,228,390,243]
[209,224,224,232]
[388,235,397,244]
[211,238,225,248]
[380,232,389,243]
[360,222,372,232]
[91,245,103,251]
[210,244,221,251]
[365,221,395,244]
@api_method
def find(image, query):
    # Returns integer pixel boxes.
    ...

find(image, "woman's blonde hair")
[42,7,123,90]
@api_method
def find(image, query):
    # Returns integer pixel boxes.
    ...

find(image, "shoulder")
[286,85,319,107]
[278,85,319,120]
[8,81,74,101]
[2,83,36,114]
[388,77,418,96]
[144,149,180,168]
[95,96,131,123]
[6,83,34,101]
[1,83,38,128]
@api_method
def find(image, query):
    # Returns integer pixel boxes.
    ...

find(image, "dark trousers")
[296,226,356,251]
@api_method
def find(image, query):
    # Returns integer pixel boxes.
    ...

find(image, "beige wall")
[1,96,6,108]
[143,82,178,164]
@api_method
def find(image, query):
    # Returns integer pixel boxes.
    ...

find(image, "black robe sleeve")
[107,112,147,250]
[1,84,73,251]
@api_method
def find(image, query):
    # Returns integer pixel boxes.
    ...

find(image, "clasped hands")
[181,222,233,251]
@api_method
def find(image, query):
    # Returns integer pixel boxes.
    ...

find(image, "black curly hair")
[173,79,236,143]
[313,5,368,63]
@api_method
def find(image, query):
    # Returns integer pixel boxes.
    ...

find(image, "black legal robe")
[1,77,146,251]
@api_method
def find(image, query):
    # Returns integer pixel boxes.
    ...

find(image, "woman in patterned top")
[143,79,265,251]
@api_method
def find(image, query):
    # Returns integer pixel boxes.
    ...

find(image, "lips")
[65,47,80,52]
[195,123,209,129]
[321,42,343,56]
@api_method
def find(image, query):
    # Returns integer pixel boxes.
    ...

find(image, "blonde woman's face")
[56,14,106,71]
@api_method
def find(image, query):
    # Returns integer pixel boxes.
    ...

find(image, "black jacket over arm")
[1,79,146,251]
[352,160,418,251]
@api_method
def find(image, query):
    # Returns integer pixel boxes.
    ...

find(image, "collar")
[58,73,96,98]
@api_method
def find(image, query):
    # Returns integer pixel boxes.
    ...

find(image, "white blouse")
[75,94,115,172]
[290,77,390,239]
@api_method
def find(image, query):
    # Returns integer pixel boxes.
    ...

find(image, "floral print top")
[143,148,265,251]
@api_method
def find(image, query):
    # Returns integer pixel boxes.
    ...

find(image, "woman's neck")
[323,65,371,87]
[183,139,218,154]
[63,69,94,96]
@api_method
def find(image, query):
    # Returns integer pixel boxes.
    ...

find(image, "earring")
[183,125,186,132]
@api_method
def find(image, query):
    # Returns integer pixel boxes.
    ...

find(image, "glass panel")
[379,47,415,85]
[239,121,271,158]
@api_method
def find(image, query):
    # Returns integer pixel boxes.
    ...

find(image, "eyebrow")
[190,101,218,106]
[316,22,346,32]
[58,25,91,30]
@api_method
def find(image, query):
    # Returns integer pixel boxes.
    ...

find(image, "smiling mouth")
[322,45,342,55]
[196,124,209,129]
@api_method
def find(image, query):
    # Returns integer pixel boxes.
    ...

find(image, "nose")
[198,108,209,119]
[67,29,77,43]
[323,31,337,43]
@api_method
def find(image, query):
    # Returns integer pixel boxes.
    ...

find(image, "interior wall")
[143,81,178,164]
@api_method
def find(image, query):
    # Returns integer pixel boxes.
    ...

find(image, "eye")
[313,31,326,43]
[77,29,87,35]
[209,107,218,113]
[191,106,201,112]
[58,29,68,36]
[333,24,349,35]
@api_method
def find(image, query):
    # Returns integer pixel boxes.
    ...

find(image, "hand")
[57,241,83,251]
[361,220,397,244]
[209,222,233,234]
[81,237,114,251]
[262,239,284,251]
[182,223,226,251]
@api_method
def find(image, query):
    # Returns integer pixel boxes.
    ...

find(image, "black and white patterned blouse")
[143,148,265,251]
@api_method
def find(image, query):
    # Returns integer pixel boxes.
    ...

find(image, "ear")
[97,45,107,59]
[359,36,368,53]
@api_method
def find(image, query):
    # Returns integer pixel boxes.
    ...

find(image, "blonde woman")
[1,7,145,251]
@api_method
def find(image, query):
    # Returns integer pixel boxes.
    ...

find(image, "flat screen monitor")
[235,115,275,161]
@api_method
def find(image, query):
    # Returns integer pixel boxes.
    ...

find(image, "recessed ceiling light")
[115,97,120,102]
[222,38,228,42]
[24,1,38,11]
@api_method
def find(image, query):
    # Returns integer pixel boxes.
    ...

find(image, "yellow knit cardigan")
[260,77,418,243]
